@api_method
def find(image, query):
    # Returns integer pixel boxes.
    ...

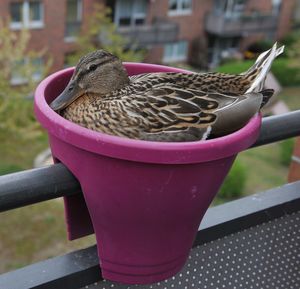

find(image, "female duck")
[50,43,284,142]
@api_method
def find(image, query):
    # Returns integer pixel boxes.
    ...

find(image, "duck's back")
[129,72,251,95]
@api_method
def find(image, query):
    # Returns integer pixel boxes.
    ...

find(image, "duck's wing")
[125,86,263,141]
[210,90,266,137]
[129,73,154,82]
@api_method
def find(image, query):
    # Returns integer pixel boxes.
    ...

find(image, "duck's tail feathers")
[244,43,284,93]
[260,88,274,108]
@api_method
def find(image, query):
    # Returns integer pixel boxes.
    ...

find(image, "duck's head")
[50,50,129,112]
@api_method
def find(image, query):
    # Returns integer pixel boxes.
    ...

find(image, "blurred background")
[0,0,300,274]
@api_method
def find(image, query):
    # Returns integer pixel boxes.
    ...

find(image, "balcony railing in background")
[205,12,277,36]
[117,21,179,47]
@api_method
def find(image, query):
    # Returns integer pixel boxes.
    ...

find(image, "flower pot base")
[101,255,187,284]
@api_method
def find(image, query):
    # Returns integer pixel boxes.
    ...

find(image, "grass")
[216,59,255,74]
[0,200,95,273]
[214,142,289,205]
[278,86,300,110]
[0,131,48,173]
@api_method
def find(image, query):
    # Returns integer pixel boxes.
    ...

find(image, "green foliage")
[0,20,51,138]
[281,31,300,48]
[67,4,145,66]
[279,138,295,166]
[271,59,300,86]
[218,160,247,200]
[0,163,23,175]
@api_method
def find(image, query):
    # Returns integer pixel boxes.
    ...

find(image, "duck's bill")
[50,80,84,112]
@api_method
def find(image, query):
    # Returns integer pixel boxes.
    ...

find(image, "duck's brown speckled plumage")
[51,44,284,142]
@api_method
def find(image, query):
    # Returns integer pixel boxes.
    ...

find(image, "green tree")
[0,20,51,136]
[67,4,145,66]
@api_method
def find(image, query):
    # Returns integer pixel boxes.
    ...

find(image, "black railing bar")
[0,111,300,213]
[251,110,300,147]
[0,163,81,213]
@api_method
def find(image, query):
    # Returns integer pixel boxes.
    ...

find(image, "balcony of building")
[205,12,277,37]
[106,0,179,47]
[117,19,179,47]
[206,0,279,37]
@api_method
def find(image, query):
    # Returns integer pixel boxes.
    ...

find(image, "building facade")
[0,0,295,75]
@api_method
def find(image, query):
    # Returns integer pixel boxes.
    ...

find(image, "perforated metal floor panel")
[83,211,300,289]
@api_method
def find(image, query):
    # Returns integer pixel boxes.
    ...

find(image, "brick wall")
[276,0,295,39]
[242,0,295,44]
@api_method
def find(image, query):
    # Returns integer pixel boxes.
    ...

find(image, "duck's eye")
[88,64,97,71]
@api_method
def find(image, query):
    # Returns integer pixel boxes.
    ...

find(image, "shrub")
[281,32,300,48]
[218,159,247,200]
[246,40,274,54]
[271,58,300,86]
[279,138,295,166]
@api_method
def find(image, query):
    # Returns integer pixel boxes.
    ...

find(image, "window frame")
[168,0,192,17]
[10,0,44,30]
[163,41,189,63]
[114,0,147,27]
[64,0,83,42]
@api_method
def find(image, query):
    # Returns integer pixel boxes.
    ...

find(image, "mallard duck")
[50,43,284,142]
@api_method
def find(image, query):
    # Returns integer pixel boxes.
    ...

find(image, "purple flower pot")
[34,63,261,284]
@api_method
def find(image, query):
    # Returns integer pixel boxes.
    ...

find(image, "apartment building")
[0,0,295,77]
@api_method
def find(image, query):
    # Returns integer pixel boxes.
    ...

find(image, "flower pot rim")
[34,62,261,164]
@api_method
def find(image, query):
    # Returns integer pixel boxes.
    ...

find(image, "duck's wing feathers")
[129,73,154,82]
[124,86,262,141]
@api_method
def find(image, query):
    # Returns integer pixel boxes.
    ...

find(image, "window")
[168,0,192,16]
[114,0,147,27]
[11,57,43,85]
[163,41,188,63]
[272,0,282,15]
[10,1,43,30]
[65,0,82,41]
[213,0,245,17]
[10,3,22,24]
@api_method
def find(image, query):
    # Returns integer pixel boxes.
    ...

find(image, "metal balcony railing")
[205,12,277,36]
[0,110,300,289]
[117,21,179,47]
